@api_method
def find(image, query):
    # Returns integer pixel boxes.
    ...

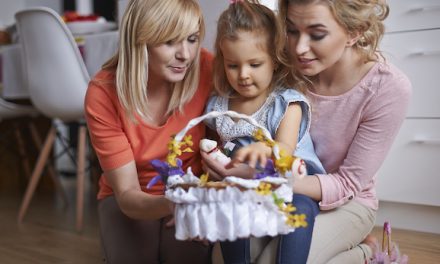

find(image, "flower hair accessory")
[229,0,243,4]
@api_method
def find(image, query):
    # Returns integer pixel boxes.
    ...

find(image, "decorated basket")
[371,221,408,264]
[148,111,307,242]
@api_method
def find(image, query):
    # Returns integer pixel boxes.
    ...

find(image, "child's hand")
[228,142,272,169]
[201,151,255,180]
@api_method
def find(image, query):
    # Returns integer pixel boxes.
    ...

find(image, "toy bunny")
[199,139,231,165]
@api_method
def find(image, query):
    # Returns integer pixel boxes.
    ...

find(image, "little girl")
[204,1,324,263]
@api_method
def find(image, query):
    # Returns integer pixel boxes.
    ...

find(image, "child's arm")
[229,103,302,168]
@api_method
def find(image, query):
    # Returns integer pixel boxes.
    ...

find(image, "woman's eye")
[188,35,199,43]
[311,34,326,41]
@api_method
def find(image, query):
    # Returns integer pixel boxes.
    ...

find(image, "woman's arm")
[230,103,302,168]
[105,161,173,220]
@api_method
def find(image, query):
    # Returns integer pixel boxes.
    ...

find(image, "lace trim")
[213,93,276,142]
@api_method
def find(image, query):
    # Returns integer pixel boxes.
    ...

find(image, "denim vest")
[205,88,325,175]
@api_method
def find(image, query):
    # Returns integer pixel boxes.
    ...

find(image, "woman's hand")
[200,151,255,180]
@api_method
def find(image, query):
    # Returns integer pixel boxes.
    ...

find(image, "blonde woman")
[84,0,212,262]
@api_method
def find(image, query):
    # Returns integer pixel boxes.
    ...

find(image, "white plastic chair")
[15,7,90,232]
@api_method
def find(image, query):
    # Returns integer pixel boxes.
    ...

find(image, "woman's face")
[285,2,352,76]
[148,31,200,84]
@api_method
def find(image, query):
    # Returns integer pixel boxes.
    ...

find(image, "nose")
[176,41,190,61]
[239,66,250,80]
[295,34,310,55]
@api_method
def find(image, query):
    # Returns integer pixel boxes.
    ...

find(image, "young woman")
[84,0,212,263]
[278,0,412,263]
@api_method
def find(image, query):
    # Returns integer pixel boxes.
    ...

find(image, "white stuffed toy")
[199,139,231,165]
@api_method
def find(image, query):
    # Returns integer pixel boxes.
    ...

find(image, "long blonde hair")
[278,0,389,63]
[103,0,205,122]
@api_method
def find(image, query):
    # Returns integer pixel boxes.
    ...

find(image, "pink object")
[371,221,408,264]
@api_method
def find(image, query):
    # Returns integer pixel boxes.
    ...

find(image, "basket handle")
[174,111,281,159]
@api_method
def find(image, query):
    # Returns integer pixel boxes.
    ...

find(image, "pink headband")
[229,0,243,4]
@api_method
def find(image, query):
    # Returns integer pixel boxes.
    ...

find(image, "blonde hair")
[103,0,205,122]
[278,0,389,63]
[213,0,303,97]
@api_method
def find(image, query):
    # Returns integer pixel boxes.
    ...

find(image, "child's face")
[221,31,275,100]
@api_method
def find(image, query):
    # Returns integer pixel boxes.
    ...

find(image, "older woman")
[85,0,213,263]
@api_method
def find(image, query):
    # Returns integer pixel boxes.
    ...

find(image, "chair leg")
[29,122,69,206]
[76,125,87,232]
[13,123,32,181]
[18,125,57,223]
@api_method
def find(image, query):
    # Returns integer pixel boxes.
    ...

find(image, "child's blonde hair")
[213,0,302,97]
[278,0,389,63]
[103,0,205,122]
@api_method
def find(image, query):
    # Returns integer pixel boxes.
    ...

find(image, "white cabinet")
[377,0,440,207]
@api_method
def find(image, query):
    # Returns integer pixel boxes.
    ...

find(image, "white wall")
[198,0,228,51]
[199,0,277,52]
[114,0,277,51]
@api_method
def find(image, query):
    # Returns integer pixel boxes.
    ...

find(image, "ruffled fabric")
[166,184,295,242]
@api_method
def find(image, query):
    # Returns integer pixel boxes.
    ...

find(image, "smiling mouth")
[170,65,187,73]
[298,57,315,64]
[238,83,253,89]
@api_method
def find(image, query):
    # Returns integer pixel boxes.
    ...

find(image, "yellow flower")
[167,139,182,156]
[183,135,193,147]
[182,147,194,153]
[256,182,272,195]
[281,203,296,213]
[253,129,275,147]
[166,153,177,167]
[199,173,209,185]
[275,149,294,174]
[286,214,308,228]
[253,129,266,141]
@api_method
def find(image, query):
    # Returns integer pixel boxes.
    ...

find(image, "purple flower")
[147,159,184,189]
[255,159,279,179]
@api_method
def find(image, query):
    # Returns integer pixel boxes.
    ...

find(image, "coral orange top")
[85,49,213,199]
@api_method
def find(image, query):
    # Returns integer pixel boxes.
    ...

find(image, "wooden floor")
[0,176,440,263]
[0,177,101,264]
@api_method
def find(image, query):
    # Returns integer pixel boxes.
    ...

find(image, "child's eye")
[226,64,238,69]
[250,63,261,68]
[287,28,299,36]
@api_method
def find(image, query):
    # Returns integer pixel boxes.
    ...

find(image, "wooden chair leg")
[76,125,87,232]
[18,125,57,223]
[13,123,32,180]
[29,122,69,206]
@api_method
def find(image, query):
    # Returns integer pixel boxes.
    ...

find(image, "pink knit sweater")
[307,62,412,210]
